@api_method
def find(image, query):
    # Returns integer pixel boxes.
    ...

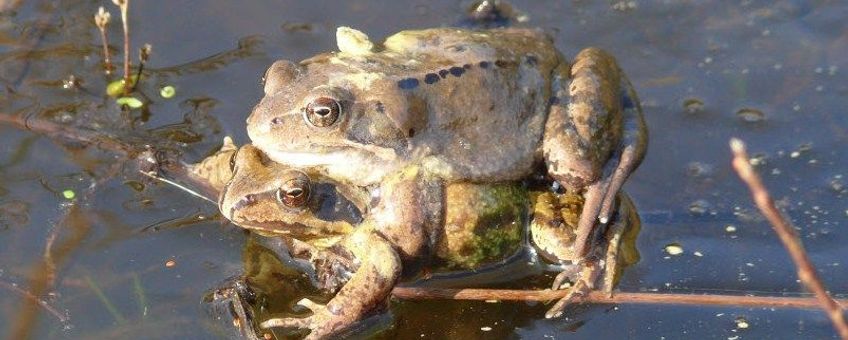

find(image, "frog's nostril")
[271,117,283,125]
[234,194,258,211]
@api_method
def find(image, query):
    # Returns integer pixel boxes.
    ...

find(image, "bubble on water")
[735,316,750,329]
[830,176,845,193]
[748,153,768,167]
[790,142,813,158]
[736,108,765,122]
[725,225,737,233]
[686,161,714,178]
[683,98,705,113]
[664,243,684,256]
[688,199,711,215]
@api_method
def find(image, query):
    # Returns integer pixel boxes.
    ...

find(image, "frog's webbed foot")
[545,198,631,317]
[545,260,600,319]
[261,298,334,339]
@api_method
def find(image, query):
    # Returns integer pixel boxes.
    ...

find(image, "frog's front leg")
[542,47,647,259]
[261,231,401,339]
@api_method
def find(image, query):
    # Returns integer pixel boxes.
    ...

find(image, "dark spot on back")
[271,117,283,125]
[375,101,385,113]
[463,63,472,69]
[449,66,465,77]
[478,61,490,68]
[397,78,420,90]
[439,69,449,78]
[424,73,439,84]
[408,128,415,137]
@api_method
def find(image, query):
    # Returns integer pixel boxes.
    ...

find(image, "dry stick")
[730,138,848,339]
[392,287,848,309]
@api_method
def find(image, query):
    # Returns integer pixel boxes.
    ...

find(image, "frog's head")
[219,145,364,239]
[246,28,423,184]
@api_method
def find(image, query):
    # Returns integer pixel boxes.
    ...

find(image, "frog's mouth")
[232,219,354,239]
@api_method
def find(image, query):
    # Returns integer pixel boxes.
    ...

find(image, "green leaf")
[159,85,176,98]
[116,96,144,109]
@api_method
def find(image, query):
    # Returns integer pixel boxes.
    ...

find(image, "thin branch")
[730,138,848,339]
[392,287,848,309]
[0,279,69,324]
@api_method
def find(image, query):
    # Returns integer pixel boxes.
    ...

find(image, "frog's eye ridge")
[304,97,341,127]
[276,176,311,208]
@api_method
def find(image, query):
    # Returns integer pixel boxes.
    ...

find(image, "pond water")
[1,0,846,339]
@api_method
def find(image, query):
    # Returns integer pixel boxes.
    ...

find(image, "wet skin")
[246,26,647,271]
[211,144,635,338]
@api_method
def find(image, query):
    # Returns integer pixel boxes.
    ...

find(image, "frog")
[216,144,638,338]
[245,22,647,298]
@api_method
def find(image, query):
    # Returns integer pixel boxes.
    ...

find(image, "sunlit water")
[1,1,846,339]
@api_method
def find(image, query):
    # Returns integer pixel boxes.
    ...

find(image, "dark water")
[1,0,846,339]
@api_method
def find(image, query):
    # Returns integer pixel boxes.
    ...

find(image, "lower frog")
[217,144,639,338]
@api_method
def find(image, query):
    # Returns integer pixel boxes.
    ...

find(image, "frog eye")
[276,176,311,208]
[304,97,341,127]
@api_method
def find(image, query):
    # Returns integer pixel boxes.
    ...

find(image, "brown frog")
[216,144,638,338]
[246,25,647,283]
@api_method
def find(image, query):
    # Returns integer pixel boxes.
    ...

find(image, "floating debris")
[62,189,76,200]
[688,199,711,215]
[683,98,704,113]
[736,107,765,123]
[165,259,176,268]
[725,225,737,233]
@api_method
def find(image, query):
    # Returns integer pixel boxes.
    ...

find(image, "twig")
[730,138,848,339]
[0,279,69,324]
[392,287,848,309]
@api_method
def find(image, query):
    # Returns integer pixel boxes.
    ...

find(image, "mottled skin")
[246,27,647,267]
[215,144,634,338]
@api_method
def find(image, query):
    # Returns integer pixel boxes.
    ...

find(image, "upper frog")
[246,26,647,262]
[248,27,559,185]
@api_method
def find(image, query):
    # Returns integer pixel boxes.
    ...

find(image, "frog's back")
[339,28,564,181]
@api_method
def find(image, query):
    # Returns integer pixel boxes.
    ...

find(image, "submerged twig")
[0,279,69,325]
[730,138,848,339]
[392,287,848,309]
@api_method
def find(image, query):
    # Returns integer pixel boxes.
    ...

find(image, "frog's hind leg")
[543,48,646,259]
[597,78,648,226]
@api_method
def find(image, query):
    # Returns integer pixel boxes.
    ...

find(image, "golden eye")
[304,97,341,127]
[276,176,311,208]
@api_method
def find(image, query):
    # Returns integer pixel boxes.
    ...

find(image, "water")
[1,0,847,338]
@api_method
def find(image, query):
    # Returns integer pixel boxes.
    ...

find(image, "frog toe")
[545,278,591,319]
[261,316,309,329]
[296,298,325,313]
